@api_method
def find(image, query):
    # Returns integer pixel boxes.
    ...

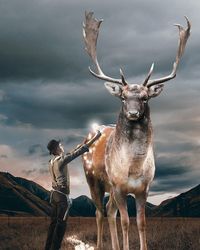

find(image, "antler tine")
[147,16,191,88]
[143,63,154,86]
[83,11,124,85]
[120,68,128,86]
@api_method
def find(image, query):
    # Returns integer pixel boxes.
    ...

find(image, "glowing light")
[66,235,95,250]
[88,133,92,140]
[91,122,99,132]
[92,170,95,175]
[83,155,87,160]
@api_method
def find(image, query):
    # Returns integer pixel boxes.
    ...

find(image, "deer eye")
[143,96,148,103]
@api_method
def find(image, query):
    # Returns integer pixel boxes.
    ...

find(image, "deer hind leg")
[114,188,129,250]
[89,180,105,250]
[106,190,120,250]
[135,193,148,250]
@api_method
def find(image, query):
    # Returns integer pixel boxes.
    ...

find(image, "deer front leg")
[106,190,120,250]
[114,188,129,250]
[89,180,105,250]
[135,193,148,250]
[96,208,104,249]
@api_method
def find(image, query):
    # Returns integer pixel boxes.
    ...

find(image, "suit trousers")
[45,192,69,250]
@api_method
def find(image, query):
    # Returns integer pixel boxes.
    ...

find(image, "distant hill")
[13,176,50,202]
[0,172,51,216]
[150,184,200,217]
[69,194,155,217]
[69,195,96,216]
[103,195,155,217]
[0,172,155,217]
[0,172,199,217]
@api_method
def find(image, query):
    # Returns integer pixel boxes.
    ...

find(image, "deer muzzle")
[126,110,141,120]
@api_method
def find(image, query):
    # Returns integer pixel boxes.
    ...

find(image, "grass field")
[0,217,199,250]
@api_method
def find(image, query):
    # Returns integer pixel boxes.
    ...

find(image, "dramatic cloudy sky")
[0,0,199,205]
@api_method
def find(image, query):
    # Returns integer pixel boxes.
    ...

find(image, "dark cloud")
[0,0,199,131]
[0,81,119,129]
[0,0,199,83]
[0,154,8,158]
[155,162,189,179]
[38,168,49,174]
[0,0,199,202]
[151,176,198,193]
[62,133,86,146]
[151,152,200,193]
[155,141,200,155]
[0,1,85,82]
[22,168,37,176]
[28,144,48,157]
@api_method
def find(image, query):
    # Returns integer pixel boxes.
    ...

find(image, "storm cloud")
[0,0,199,204]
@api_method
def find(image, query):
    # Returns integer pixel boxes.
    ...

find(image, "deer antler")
[146,16,191,88]
[143,63,155,86]
[83,11,127,86]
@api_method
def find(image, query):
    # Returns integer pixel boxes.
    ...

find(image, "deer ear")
[148,84,164,98]
[104,82,122,97]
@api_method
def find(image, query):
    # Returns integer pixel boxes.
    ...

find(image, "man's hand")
[86,130,102,147]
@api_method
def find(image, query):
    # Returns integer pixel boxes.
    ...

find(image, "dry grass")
[0,217,199,250]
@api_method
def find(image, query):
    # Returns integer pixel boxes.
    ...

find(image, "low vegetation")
[0,217,199,250]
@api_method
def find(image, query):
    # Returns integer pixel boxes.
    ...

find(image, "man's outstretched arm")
[62,130,101,165]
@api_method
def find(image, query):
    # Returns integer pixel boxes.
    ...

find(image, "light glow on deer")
[82,12,191,250]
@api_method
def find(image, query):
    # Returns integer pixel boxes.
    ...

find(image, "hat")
[47,139,60,155]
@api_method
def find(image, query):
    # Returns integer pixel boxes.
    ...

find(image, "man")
[45,131,101,250]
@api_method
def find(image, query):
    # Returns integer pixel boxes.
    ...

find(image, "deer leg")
[135,193,148,250]
[96,207,104,250]
[106,190,120,250]
[89,181,105,250]
[114,189,129,250]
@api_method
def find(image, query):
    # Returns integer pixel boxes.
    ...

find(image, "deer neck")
[114,105,152,149]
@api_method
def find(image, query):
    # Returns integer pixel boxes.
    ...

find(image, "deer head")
[104,82,164,120]
[83,12,191,121]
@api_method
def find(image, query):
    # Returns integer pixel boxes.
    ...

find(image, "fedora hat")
[47,139,60,155]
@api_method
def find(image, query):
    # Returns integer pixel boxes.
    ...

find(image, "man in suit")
[45,131,101,250]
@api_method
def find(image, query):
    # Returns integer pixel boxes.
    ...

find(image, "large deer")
[82,12,190,250]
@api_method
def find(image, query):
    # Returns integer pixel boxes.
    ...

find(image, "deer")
[82,12,191,250]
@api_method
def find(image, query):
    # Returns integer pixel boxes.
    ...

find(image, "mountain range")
[0,172,199,217]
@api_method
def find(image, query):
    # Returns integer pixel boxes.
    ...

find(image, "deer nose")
[128,111,140,117]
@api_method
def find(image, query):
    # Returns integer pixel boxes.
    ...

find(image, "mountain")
[0,172,51,216]
[0,172,199,217]
[103,195,155,217]
[69,195,96,216]
[151,184,200,217]
[13,176,50,202]
[69,195,155,217]
[0,172,155,217]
